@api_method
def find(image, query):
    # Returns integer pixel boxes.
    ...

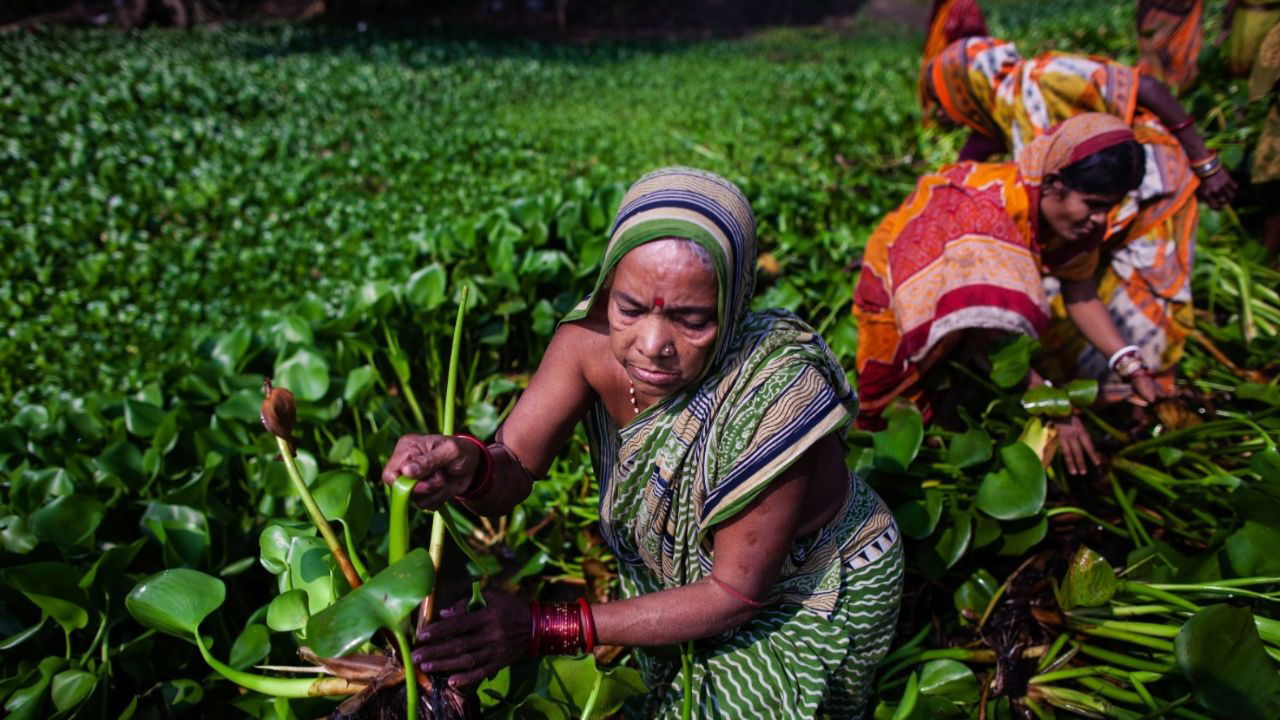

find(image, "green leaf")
[1225,521,1280,576]
[946,427,992,469]
[975,444,1046,520]
[953,568,998,622]
[894,489,943,539]
[30,494,105,548]
[0,615,46,650]
[998,515,1048,556]
[889,671,923,720]
[4,656,63,720]
[140,502,209,568]
[313,471,373,540]
[933,508,972,570]
[342,365,377,403]
[918,659,978,702]
[286,535,346,616]
[406,263,447,309]
[274,348,330,402]
[539,655,647,719]
[2,563,88,634]
[1175,604,1280,719]
[988,335,1037,388]
[266,589,310,633]
[50,669,95,712]
[216,389,263,423]
[126,568,226,638]
[212,326,253,372]
[1019,386,1072,417]
[230,624,271,670]
[258,522,315,576]
[1064,379,1098,407]
[305,548,434,657]
[873,404,924,473]
[1059,546,1117,610]
[123,398,167,438]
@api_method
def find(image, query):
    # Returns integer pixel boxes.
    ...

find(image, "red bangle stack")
[454,434,495,501]
[1166,117,1195,133]
[528,599,596,656]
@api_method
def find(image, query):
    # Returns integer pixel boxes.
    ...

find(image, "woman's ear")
[1043,174,1066,198]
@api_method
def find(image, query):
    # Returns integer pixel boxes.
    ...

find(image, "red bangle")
[577,597,597,652]
[453,434,494,501]
[708,574,766,608]
[528,601,583,656]
[1166,117,1195,132]
[527,600,542,656]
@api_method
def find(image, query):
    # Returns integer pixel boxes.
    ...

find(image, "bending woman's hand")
[1196,170,1237,211]
[380,434,481,510]
[1130,374,1162,407]
[413,592,530,688]
[1055,415,1100,476]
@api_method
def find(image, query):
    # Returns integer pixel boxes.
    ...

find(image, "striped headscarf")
[1016,113,1137,188]
[561,166,758,378]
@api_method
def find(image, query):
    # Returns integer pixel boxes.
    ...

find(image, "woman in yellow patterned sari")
[919,2,1236,402]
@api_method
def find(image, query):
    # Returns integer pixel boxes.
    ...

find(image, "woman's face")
[607,239,719,397]
[1039,179,1125,243]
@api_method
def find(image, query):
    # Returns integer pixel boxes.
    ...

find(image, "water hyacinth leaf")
[216,389,263,423]
[0,514,38,554]
[259,522,315,576]
[972,515,1001,548]
[467,401,500,440]
[946,427,992,469]
[305,548,433,658]
[1230,475,1280,529]
[342,365,377,403]
[889,671,923,720]
[1175,603,1280,719]
[123,398,167,438]
[1064,379,1098,407]
[539,655,646,719]
[988,335,1037,388]
[1059,546,1117,610]
[998,515,1048,556]
[406,263,447,309]
[126,568,226,638]
[286,536,345,615]
[2,563,88,634]
[30,494,105,548]
[873,404,924,473]
[266,589,310,633]
[954,568,998,621]
[0,615,47,650]
[274,349,330,402]
[211,325,253,372]
[4,656,63,720]
[140,502,209,568]
[1251,449,1280,481]
[933,508,972,570]
[975,444,1045,520]
[1224,521,1280,576]
[510,694,571,720]
[313,471,373,540]
[895,489,943,539]
[1019,386,1072,417]
[50,669,95,712]
[270,315,313,347]
[918,659,978,702]
[229,624,271,670]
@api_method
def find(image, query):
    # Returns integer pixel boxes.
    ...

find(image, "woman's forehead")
[613,241,718,299]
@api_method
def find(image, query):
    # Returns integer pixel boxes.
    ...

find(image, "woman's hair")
[1056,139,1145,196]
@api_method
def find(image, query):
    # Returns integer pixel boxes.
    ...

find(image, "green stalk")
[422,285,469,628]
[390,477,415,564]
[1110,474,1153,547]
[1074,642,1174,673]
[393,627,419,717]
[277,436,361,589]
[1046,507,1130,538]
[580,671,604,720]
[195,633,362,697]
[1117,582,1202,613]
[1073,625,1174,653]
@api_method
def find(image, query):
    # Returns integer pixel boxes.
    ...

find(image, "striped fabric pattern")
[567,168,903,718]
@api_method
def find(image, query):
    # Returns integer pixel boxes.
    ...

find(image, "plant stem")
[389,477,415,564]
[276,436,362,589]
[195,632,365,697]
[580,670,604,720]
[393,627,419,718]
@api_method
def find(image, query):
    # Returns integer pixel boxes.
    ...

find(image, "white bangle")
[1108,345,1141,370]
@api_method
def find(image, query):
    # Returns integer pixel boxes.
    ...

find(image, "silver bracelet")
[1108,345,1142,371]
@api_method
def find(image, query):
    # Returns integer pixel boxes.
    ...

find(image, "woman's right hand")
[1055,415,1100,476]
[381,434,482,510]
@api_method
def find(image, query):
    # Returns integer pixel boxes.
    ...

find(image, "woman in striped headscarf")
[386,167,903,718]
[917,2,1236,408]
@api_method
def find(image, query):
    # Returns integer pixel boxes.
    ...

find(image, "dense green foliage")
[3,0,1280,718]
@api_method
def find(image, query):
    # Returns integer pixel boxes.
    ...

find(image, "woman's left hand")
[1197,170,1237,210]
[1130,374,1162,406]
[413,591,531,688]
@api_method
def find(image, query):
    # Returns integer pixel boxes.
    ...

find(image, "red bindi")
[653,297,665,309]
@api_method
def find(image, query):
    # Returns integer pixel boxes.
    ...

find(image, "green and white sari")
[563,168,903,719]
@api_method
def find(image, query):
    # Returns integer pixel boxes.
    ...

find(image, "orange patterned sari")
[1137,0,1204,93]
[853,116,1138,427]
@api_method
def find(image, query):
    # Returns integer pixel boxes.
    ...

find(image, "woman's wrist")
[453,434,495,500]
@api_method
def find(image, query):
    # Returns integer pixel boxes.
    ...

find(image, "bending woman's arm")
[413,434,837,687]
[1136,74,1237,209]
[1062,277,1160,403]
[380,323,597,515]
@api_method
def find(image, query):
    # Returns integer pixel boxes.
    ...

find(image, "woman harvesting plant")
[918,0,1237,408]
[382,167,903,719]
[853,114,1155,476]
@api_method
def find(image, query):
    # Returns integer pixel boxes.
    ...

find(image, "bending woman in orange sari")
[855,115,1160,476]
[918,1,1236,406]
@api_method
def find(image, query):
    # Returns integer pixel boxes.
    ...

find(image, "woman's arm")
[412,435,828,686]
[1061,277,1160,403]
[1136,74,1237,208]
[380,322,598,516]
[957,130,1007,162]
